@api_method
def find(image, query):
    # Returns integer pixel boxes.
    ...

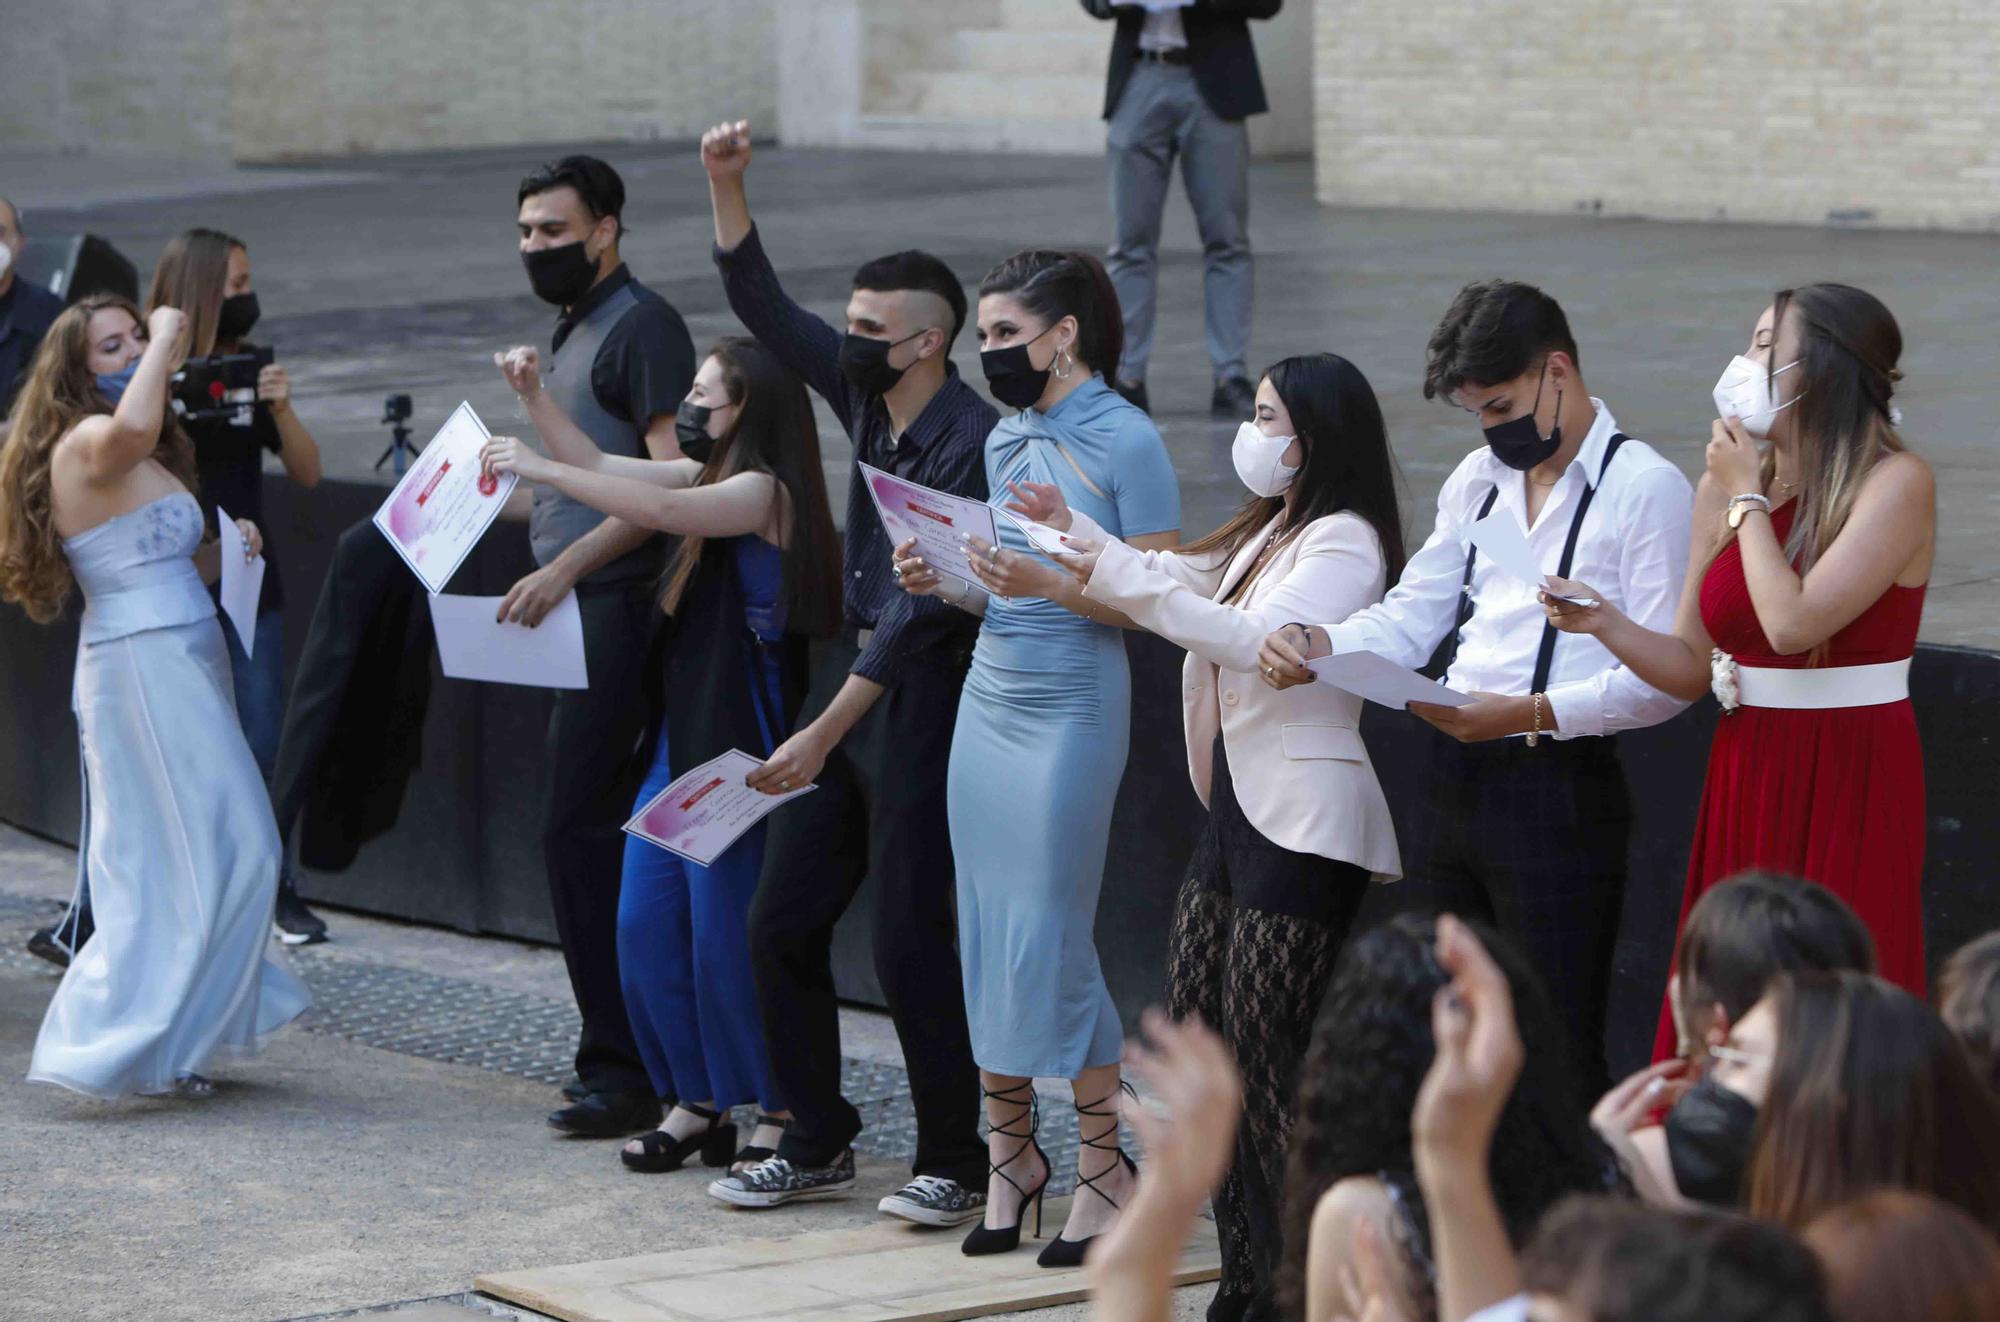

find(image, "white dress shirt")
[1137,5,1190,51]
[1323,399,1693,739]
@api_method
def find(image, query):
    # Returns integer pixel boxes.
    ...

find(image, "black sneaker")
[273,889,329,946]
[1114,379,1150,414]
[1211,375,1256,418]
[877,1174,987,1227]
[707,1149,856,1208]
[26,925,74,969]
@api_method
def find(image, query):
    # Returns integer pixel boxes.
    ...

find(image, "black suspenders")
[1446,433,1629,693]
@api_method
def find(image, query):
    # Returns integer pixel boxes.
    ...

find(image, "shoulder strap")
[1440,484,1502,678]
[1529,433,1628,694]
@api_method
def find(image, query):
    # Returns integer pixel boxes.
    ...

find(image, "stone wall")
[1312,0,2000,230]
[3,0,232,156]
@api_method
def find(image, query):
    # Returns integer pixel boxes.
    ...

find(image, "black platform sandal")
[962,1081,1050,1257]
[731,1113,793,1169]
[1037,1085,1138,1268]
[620,1102,738,1173]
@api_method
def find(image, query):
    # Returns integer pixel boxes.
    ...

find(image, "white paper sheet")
[427,591,588,689]
[1308,650,1476,710]
[372,401,517,593]
[859,461,999,585]
[996,506,1085,559]
[624,748,816,866]
[1468,513,1598,606]
[214,505,267,658]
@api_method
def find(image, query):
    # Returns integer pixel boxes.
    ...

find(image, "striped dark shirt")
[714,225,996,685]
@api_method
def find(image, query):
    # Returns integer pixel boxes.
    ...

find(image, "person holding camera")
[147,227,329,945]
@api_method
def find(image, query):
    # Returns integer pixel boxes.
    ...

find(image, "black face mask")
[522,241,598,307]
[1662,1076,1760,1207]
[217,291,261,342]
[980,323,1059,411]
[1481,359,1562,471]
[675,399,718,464]
[838,329,926,397]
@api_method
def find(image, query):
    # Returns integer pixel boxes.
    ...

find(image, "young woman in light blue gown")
[0,296,310,1100]
[893,250,1180,1263]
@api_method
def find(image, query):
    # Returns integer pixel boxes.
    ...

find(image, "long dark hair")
[975,249,1122,377]
[658,337,841,638]
[1747,971,2000,1234]
[1277,914,1618,1320]
[1675,870,1875,1049]
[146,227,244,358]
[1179,353,1406,591]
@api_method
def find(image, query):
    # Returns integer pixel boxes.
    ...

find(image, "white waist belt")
[1735,657,1910,709]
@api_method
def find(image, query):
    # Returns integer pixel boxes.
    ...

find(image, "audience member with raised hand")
[1543,284,1934,1054]
[484,336,840,1177]
[898,247,1180,1264]
[1088,1011,1243,1322]
[1589,871,1875,1208]
[971,351,1404,1315]
[1283,916,1620,1322]
[1803,1191,2000,1322]
[1938,931,2000,1095]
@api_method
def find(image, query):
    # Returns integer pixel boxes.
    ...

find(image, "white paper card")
[859,461,999,585]
[1468,513,1597,606]
[1308,650,1475,710]
[372,401,516,593]
[214,505,266,658]
[624,749,815,866]
[996,507,1084,559]
[427,591,588,690]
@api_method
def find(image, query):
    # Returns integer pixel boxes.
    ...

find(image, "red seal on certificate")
[477,471,499,497]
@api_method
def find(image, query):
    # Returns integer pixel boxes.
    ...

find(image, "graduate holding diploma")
[484,336,841,1176]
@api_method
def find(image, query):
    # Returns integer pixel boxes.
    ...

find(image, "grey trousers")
[1105,61,1252,385]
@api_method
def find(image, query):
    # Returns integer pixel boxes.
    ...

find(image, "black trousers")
[1167,737,1371,1322]
[750,642,986,1188]
[542,578,658,1097]
[1406,727,1630,1095]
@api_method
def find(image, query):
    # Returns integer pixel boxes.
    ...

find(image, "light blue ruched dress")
[29,492,311,1098]
[947,376,1180,1078]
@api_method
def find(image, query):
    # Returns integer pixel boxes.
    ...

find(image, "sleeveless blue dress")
[30,492,311,1098]
[947,376,1180,1077]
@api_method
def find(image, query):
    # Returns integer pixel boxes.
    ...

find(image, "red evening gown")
[1651,502,1927,1061]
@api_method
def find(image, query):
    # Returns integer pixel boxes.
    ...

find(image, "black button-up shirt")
[714,225,996,685]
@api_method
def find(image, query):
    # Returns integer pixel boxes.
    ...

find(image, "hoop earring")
[1055,347,1074,380]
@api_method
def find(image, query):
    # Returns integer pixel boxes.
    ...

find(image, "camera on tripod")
[375,393,421,474]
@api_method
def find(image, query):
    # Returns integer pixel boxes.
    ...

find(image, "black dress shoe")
[548,1090,663,1137]
[27,925,74,969]
[561,1077,590,1102]
[1210,375,1256,418]
[1114,379,1150,414]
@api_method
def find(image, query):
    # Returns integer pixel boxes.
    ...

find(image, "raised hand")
[1412,915,1524,1169]
[494,346,543,397]
[146,305,189,361]
[1003,479,1072,532]
[1119,1010,1242,1212]
[1706,416,1762,496]
[700,120,754,179]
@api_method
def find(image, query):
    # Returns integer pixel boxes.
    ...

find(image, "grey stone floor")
[7,141,1996,646]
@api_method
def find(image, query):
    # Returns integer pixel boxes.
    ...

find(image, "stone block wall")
[1312,0,2000,230]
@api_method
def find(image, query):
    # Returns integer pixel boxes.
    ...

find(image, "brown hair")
[1939,931,2000,1095]
[658,338,840,638]
[1746,971,2000,1234]
[1675,871,1875,1050]
[976,249,1123,378]
[1803,1190,2000,1322]
[0,296,195,622]
[146,227,244,358]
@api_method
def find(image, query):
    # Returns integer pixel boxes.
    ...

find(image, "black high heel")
[731,1113,793,1168]
[1037,1085,1138,1269]
[620,1102,738,1173]
[962,1081,1051,1256]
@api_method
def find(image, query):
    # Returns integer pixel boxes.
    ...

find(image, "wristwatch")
[1726,492,1772,529]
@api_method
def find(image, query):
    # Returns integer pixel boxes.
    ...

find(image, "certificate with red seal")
[372,401,516,593]
[623,749,815,866]
[858,461,998,586]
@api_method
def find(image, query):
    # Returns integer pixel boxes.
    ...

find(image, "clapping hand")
[1002,479,1073,532]
[1119,1010,1243,1212]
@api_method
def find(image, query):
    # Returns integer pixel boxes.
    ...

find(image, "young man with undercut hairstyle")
[1260,280,1693,1092]
[695,120,997,1224]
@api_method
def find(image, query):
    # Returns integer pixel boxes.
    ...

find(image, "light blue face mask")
[95,361,140,403]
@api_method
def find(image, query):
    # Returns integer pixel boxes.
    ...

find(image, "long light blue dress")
[947,375,1180,1078]
[29,492,311,1098]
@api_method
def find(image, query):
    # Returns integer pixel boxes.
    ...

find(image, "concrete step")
[863,69,1104,121]
[948,29,1106,78]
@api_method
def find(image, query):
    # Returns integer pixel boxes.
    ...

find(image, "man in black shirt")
[495,156,695,1138]
[0,198,63,422]
[697,121,996,1225]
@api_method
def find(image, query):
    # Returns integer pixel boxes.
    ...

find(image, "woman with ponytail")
[893,249,1180,1263]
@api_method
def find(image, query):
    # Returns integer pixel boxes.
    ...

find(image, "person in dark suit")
[0,198,64,421]
[1080,1,1282,418]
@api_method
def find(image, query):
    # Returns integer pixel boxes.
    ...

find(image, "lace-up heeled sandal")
[1037,1083,1138,1269]
[962,1080,1051,1256]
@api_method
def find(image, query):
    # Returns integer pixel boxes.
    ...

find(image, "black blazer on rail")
[1079,0,1282,122]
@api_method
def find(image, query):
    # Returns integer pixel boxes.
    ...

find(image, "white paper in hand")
[428,591,588,689]
[214,506,267,658]
[1308,650,1475,710]
[1468,513,1598,606]
[996,507,1084,559]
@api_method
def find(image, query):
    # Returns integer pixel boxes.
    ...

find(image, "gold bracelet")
[1527,692,1544,748]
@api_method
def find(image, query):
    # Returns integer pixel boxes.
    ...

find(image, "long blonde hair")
[0,296,196,623]
[147,227,243,358]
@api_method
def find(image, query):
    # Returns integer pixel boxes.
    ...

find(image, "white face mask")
[1712,354,1804,439]
[1231,420,1300,498]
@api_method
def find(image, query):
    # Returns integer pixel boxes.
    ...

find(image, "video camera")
[170,347,275,423]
